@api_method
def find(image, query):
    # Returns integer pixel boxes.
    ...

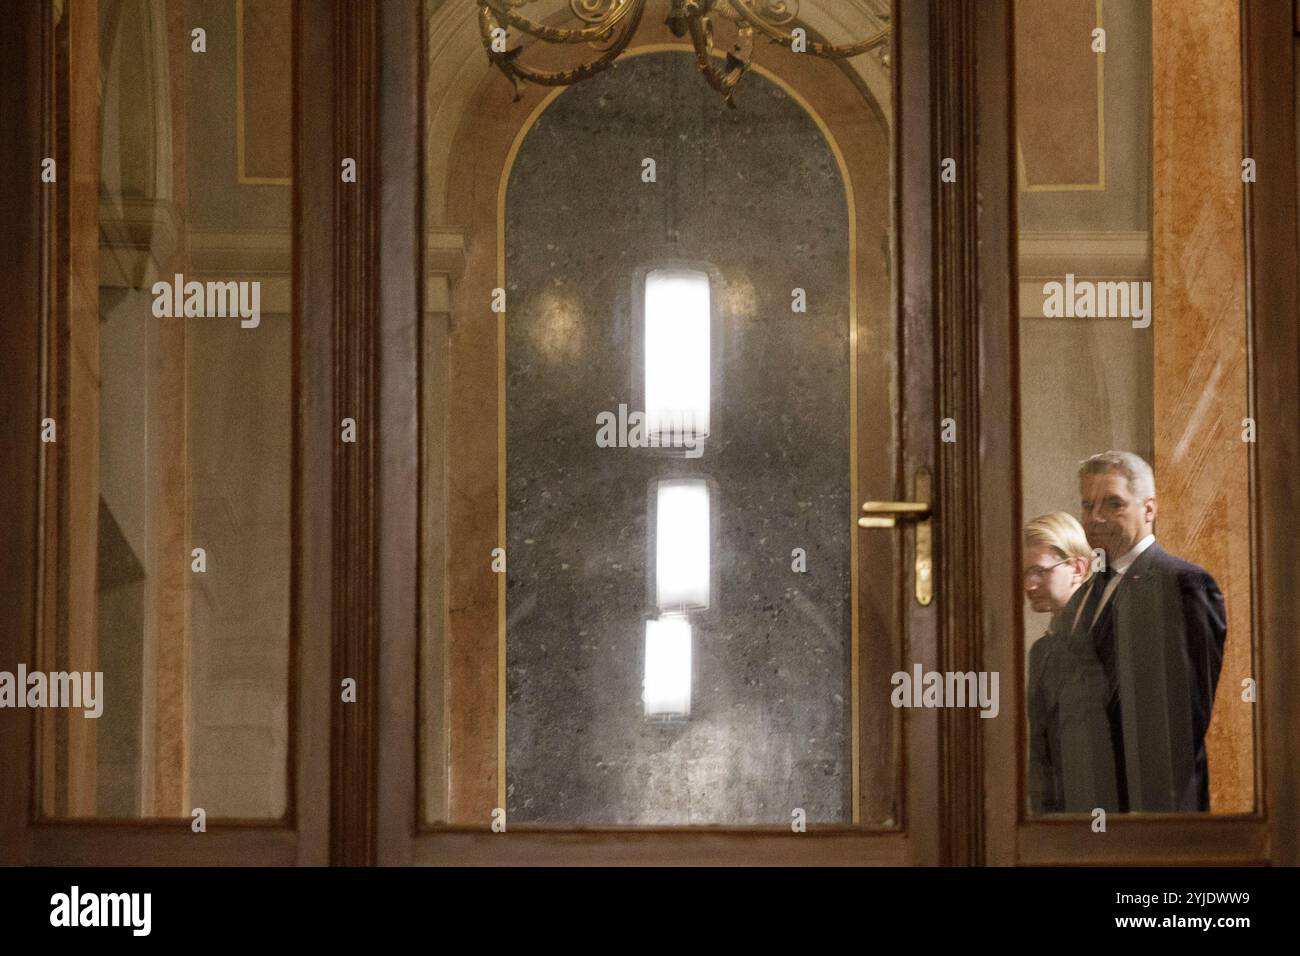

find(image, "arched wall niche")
[423,3,898,825]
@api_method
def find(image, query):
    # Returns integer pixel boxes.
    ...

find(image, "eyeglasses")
[1022,558,1070,585]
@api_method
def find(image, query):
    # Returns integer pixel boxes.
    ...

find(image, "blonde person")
[1023,512,1097,813]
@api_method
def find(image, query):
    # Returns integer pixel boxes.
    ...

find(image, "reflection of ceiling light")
[645,268,710,443]
[655,478,710,610]
[720,273,755,319]
[532,290,583,361]
[644,614,692,718]
[478,0,889,107]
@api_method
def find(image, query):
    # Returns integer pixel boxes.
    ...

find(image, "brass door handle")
[857,467,934,607]
[857,501,931,528]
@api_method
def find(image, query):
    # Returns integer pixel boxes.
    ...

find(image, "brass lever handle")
[861,501,931,513]
[857,468,934,607]
[858,501,931,528]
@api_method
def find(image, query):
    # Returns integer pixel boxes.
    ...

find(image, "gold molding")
[493,43,865,824]
[1017,0,1106,193]
[234,0,291,186]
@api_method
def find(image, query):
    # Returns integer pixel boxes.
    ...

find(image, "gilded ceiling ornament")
[477,0,888,107]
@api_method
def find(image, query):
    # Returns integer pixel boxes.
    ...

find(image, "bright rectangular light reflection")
[643,615,692,719]
[655,478,710,610]
[645,268,710,444]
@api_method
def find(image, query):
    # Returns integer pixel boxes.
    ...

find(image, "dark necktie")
[1076,568,1115,637]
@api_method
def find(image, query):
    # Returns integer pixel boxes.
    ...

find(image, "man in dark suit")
[1063,450,1227,812]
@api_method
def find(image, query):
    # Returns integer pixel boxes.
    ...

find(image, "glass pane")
[424,2,900,827]
[41,0,292,818]
[1015,0,1255,815]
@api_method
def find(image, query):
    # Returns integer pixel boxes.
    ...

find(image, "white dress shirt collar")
[1110,533,1155,575]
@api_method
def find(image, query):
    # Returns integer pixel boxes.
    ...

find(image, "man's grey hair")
[1078,450,1156,501]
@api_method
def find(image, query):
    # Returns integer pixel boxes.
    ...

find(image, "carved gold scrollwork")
[482,0,637,44]
[727,0,887,59]
[479,0,646,99]
[720,0,799,27]
[569,0,625,24]
[684,12,754,108]
[476,0,887,102]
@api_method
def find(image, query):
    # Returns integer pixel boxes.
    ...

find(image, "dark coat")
[1045,541,1227,811]
[1029,624,1121,813]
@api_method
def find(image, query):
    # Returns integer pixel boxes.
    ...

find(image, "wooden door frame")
[392,0,1300,867]
[386,0,946,866]
[0,0,51,868]
[3,0,1295,867]
[0,0,368,867]
[978,0,1300,866]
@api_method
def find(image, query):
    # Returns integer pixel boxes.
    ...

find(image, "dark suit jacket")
[1059,541,1227,812]
[1029,624,1122,814]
